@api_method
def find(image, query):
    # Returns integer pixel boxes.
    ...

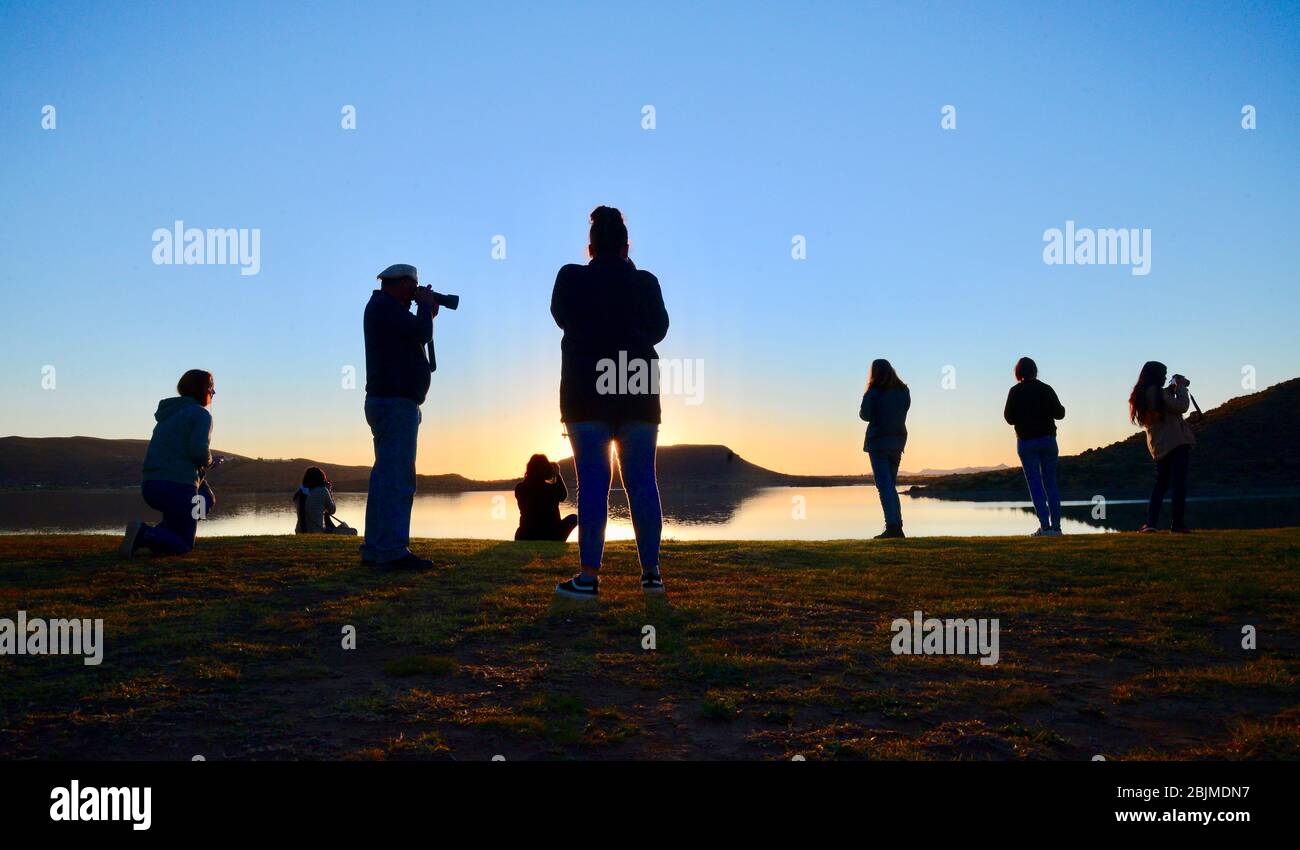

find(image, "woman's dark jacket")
[551,256,669,424]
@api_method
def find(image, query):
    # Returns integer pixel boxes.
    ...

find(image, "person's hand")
[1172,374,1190,388]
[412,285,436,306]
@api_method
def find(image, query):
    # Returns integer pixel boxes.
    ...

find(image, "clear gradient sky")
[1,0,1297,479]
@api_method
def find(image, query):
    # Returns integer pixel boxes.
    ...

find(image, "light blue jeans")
[361,396,421,563]
[568,420,662,571]
[1017,435,1061,529]
[868,449,903,527]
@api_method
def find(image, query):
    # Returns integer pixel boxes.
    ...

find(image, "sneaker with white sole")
[640,570,665,594]
[555,573,599,600]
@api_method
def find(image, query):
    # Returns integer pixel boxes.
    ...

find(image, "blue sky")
[1,0,1297,478]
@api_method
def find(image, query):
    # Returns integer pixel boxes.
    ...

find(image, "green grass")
[0,530,1297,760]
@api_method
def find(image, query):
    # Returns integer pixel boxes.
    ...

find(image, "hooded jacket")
[141,396,213,487]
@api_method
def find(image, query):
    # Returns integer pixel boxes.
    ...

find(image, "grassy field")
[0,530,1297,760]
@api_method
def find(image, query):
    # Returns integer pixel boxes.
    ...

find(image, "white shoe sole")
[119,520,142,558]
[554,587,599,600]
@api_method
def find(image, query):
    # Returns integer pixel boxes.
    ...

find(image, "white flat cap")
[377,263,418,281]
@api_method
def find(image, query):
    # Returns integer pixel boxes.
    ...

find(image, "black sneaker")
[874,525,905,539]
[374,553,435,571]
[555,573,599,600]
[118,520,144,558]
[1137,524,1160,534]
[640,570,665,594]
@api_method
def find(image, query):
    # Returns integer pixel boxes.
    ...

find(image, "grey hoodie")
[141,396,213,487]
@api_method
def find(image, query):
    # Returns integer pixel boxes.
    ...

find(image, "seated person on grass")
[514,454,577,542]
[294,466,357,535]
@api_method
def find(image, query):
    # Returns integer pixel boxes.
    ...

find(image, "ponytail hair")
[588,205,628,258]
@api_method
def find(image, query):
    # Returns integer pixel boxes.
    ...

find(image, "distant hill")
[0,437,869,492]
[909,378,1300,500]
[907,464,1013,477]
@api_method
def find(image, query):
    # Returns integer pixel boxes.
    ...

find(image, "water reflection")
[0,487,1296,540]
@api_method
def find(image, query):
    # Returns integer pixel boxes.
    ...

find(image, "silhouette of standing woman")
[550,206,669,598]
[1130,361,1196,533]
[1004,356,1066,536]
[859,359,911,539]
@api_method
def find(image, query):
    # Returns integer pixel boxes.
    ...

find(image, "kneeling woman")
[120,369,218,557]
[294,466,357,535]
[514,454,578,541]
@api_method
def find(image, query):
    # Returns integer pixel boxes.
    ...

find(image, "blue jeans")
[1017,436,1061,529]
[140,479,213,555]
[362,396,421,563]
[868,449,903,527]
[568,421,662,571]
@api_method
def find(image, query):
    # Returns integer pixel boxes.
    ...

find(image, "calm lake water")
[2,487,1297,539]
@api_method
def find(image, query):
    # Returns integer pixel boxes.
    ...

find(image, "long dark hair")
[1129,361,1168,426]
[293,467,329,529]
[524,454,555,483]
[867,359,907,391]
[588,205,628,258]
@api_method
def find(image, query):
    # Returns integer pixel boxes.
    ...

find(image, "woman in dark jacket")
[859,359,911,539]
[550,206,669,599]
[1003,356,1066,536]
[514,454,578,541]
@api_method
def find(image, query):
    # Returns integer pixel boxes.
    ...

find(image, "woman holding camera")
[550,205,669,598]
[293,466,357,535]
[119,369,218,557]
[514,454,578,542]
[1128,361,1195,533]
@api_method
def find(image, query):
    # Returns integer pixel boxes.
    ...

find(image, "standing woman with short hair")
[550,206,669,598]
[859,359,911,539]
[1003,356,1066,536]
[1129,361,1195,533]
[120,369,218,557]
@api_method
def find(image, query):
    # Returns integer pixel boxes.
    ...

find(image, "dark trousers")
[1147,444,1191,528]
[140,479,212,555]
[515,513,578,542]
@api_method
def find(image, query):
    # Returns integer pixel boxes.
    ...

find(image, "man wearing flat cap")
[361,263,439,569]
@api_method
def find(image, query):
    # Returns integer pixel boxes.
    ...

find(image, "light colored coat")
[1142,385,1196,460]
